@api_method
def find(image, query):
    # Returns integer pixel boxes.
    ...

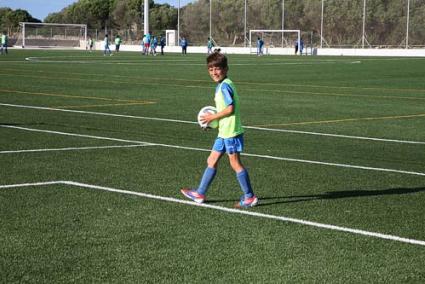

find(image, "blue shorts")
[212,134,244,154]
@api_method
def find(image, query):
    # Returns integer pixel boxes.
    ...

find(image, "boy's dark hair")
[207,51,228,69]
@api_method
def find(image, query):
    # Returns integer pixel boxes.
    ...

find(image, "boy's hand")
[200,113,214,125]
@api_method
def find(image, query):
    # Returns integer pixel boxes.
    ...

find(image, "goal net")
[16,22,87,49]
[249,29,301,55]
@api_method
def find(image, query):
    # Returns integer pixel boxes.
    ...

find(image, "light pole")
[209,0,212,39]
[144,0,149,36]
[406,0,410,49]
[178,0,180,44]
[362,0,366,48]
[320,0,324,48]
[281,0,285,47]
[244,0,247,47]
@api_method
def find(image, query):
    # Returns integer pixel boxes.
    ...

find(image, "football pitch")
[1,50,425,282]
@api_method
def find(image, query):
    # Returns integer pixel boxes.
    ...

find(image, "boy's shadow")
[206,187,425,206]
[255,187,425,207]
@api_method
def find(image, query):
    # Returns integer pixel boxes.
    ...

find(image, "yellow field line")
[249,88,425,101]
[1,71,424,102]
[238,81,425,95]
[54,102,155,109]
[253,113,425,127]
[0,73,210,91]
[4,67,425,95]
[0,88,155,104]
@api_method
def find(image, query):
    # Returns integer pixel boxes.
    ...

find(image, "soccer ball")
[197,106,218,129]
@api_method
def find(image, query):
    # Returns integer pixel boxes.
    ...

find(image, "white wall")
[95,42,425,57]
[316,48,425,57]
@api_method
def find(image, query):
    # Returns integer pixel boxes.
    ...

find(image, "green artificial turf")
[0,50,424,283]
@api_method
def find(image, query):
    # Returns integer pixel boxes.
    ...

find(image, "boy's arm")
[200,105,233,124]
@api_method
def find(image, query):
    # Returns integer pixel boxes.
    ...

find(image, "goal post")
[18,22,87,49]
[249,29,301,55]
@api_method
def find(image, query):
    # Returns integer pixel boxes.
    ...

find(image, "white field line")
[1,103,424,145]
[3,124,425,178]
[1,124,155,146]
[247,126,425,145]
[24,57,356,66]
[1,180,424,247]
[0,144,148,154]
[0,181,63,189]
[25,56,203,62]
[0,103,196,125]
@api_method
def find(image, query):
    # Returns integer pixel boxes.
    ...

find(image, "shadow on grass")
[0,123,27,126]
[203,187,425,206]
[254,187,425,207]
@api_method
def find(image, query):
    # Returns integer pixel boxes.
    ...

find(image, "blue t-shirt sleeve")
[221,82,234,106]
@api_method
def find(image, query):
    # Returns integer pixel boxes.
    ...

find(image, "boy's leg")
[181,150,222,203]
[196,150,222,195]
[228,153,254,198]
[236,168,254,198]
[224,135,257,207]
[196,167,216,195]
[228,153,257,208]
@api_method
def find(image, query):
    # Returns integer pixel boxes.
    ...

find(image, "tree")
[0,8,40,34]
[180,0,209,42]
[43,0,177,41]
[150,4,177,35]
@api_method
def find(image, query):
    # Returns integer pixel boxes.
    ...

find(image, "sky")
[0,0,194,21]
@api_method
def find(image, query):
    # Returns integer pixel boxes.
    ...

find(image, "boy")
[87,36,94,52]
[103,35,112,56]
[181,52,258,208]
[1,31,8,55]
[257,37,264,56]
[180,37,188,55]
[144,32,151,55]
[160,35,166,55]
[150,36,157,56]
[114,35,122,53]
[207,37,214,54]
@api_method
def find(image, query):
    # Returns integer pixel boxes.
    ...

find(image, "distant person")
[207,37,214,54]
[180,37,188,55]
[114,35,122,53]
[87,36,94,52]
[160,35,166,55]
[150,36,158,56]
[144,32,151,55]
[141,35,146,54]
[256,37,264,56]
[1,31,8,55]
[299,39,304,55]
[295,38,304,55]
[103,35,112,56]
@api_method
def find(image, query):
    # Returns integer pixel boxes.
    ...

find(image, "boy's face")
[208,66,228,83]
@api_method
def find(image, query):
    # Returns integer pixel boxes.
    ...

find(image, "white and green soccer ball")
[197,106,218,129]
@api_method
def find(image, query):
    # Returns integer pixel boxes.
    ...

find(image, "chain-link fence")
[169,0,425,48]
[5,0,424,49]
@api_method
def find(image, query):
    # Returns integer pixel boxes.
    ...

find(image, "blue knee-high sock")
[197,167,217,195]
[237,169,254,198]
